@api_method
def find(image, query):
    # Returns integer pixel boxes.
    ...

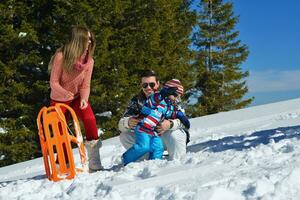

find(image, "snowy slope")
[1,98,300,200]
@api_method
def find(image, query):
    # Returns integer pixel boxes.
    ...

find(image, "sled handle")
[54,103,87,166]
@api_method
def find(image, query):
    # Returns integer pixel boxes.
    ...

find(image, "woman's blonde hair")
[48,26,95,72]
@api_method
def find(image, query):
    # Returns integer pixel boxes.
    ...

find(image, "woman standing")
[48,26,102,172]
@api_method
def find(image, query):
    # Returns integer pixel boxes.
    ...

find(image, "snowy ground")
[1,98,300,200]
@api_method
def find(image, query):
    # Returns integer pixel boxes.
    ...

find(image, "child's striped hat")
[164,79,184,96]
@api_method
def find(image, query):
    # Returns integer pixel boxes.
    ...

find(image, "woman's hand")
[80,99,88,109]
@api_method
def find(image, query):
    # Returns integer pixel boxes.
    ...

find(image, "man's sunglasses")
[142,82,156,89]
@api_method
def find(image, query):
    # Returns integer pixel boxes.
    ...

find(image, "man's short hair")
[139,69,158,80]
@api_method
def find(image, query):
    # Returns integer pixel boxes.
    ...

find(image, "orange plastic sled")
[37,103,88,182]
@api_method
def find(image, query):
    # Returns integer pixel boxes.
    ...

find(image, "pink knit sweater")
[50,52,94,102]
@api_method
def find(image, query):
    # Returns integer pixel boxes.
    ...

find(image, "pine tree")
[0,1,44,166]
[189,0,253,116]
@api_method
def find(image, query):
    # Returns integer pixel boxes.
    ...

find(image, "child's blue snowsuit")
[122,89,190,166]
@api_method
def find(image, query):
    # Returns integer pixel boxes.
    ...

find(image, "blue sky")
[230,0,300,106]
[193,0,300,106]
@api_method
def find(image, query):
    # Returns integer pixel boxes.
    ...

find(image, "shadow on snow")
[0,174,46,186]
[187,125,300,153]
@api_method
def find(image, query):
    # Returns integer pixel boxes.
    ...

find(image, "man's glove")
[160,87,178,97]
[176,110,190,129]
[130,102,143,115]
[140,106,152,116]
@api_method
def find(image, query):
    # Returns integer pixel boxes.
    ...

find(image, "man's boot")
[85,139,103,172]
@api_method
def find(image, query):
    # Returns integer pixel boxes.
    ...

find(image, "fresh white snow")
[18,32,27,38]
[1,98,300,200]
[0,127,6,134]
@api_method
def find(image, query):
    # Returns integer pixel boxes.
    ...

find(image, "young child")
[122,79,190,165]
